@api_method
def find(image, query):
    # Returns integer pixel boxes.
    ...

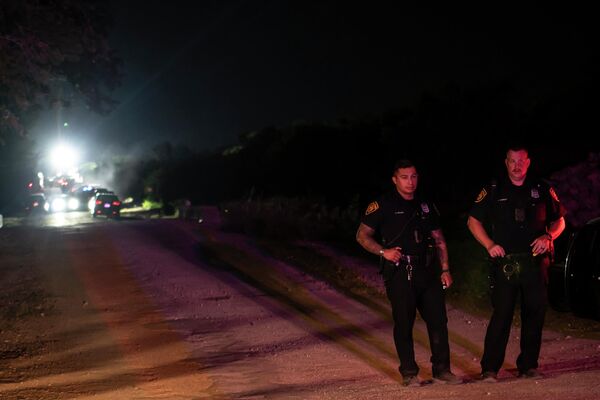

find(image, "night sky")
[30,2,597,156]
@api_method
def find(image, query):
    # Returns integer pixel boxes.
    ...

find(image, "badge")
[420,202,430,214]
[549,187,560,202]
[531,188,539,199]
[475,188,487,203]
[365,201,379,215]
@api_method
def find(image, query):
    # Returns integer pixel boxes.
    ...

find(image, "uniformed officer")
[467,145,566,382]
[356,159,461,387]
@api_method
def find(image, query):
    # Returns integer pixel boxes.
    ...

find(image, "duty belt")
[395,254,423,281]
[399,254,421,265]
[495,252,534,281]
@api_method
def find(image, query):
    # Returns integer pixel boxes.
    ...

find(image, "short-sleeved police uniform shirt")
[361,191,440,255]
[469,176,566,254]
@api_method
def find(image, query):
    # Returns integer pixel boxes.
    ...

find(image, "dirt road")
[1,208,600,399]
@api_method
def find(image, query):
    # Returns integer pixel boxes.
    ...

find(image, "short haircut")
[392,159,416,175]
[506,142,529,157]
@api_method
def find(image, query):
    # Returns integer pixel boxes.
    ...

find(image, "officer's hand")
[440,270,453,289]
[382,247,402,264]
[487,243,505,258]
[530,235,551,256]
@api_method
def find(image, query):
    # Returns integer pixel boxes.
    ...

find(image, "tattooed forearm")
[431,229,449,269]
[356,223,383,256]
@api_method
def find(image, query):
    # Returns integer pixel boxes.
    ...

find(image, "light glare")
[50,144,79,175]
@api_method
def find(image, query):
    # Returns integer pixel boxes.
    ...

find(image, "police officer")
[467,145,566,382]
[356,159,461,387]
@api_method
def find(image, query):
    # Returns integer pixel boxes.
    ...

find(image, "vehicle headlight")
[51,198,66,212]
[68,198,80,210]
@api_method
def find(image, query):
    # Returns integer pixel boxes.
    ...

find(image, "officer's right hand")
[382,247,402,264]
[486,243,505,258]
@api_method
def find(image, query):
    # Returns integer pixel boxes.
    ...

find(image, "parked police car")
[564,217,600,319]
[548,217,600,320]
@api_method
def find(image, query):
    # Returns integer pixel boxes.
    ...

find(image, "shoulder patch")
[475,188,487,203]
[365,201,379,215]
[549,187,560,202]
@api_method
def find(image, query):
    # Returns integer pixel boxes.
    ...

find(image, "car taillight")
[112,201,121,206]
[96,200,102,205]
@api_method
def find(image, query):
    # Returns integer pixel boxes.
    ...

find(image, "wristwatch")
[379,249,385,256]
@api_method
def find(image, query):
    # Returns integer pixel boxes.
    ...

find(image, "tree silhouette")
[0,0,122,142]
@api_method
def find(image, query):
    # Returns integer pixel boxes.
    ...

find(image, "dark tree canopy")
[0,0,122,142]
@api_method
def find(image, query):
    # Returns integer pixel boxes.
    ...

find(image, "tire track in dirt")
[63,227,226,399]
[1,226,226,399]
[198,226,486,381]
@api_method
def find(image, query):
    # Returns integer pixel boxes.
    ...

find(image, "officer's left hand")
[440,270,453,289]
[530,234,551,256]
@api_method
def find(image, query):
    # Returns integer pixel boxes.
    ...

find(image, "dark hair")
[392,159,416,175]
[506,142,529,157]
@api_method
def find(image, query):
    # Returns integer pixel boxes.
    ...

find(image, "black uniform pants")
[481,255,549,374]
[383,261,450,377]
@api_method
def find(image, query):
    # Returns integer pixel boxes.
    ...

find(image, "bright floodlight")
[50,144,79,174]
